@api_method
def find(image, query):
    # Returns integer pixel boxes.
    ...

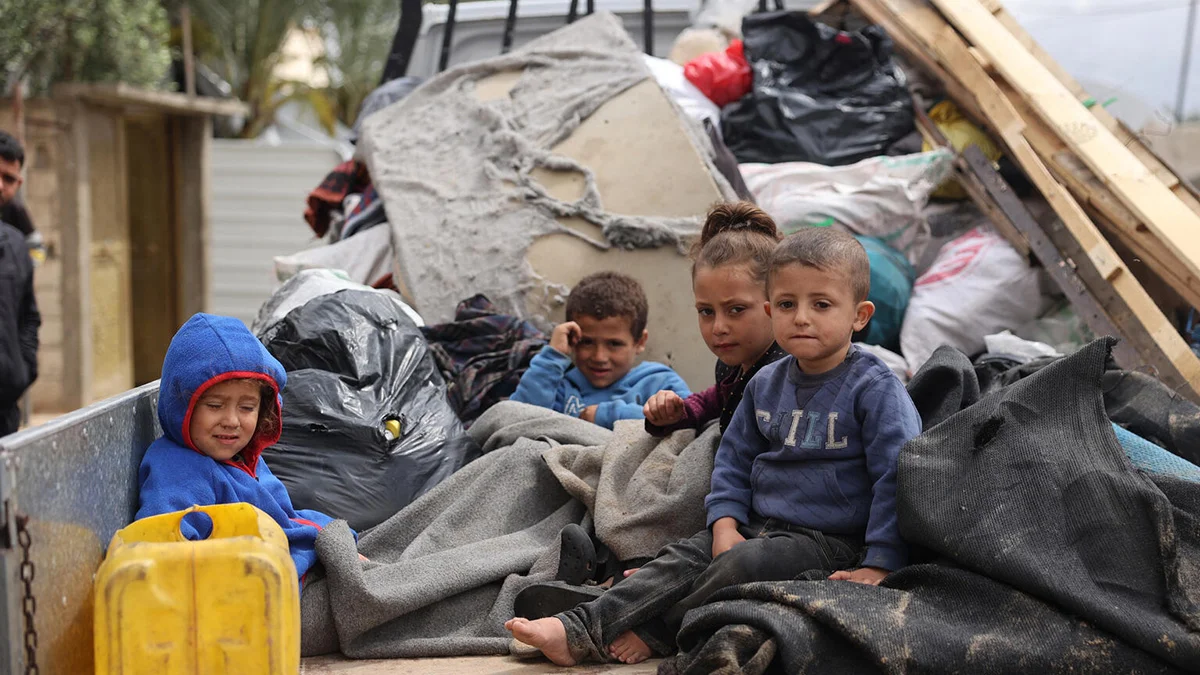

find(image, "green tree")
[173,0,353,137]
[312,0,401,128]
[0,0,172,94]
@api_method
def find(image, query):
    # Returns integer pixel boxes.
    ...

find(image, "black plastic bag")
[259,289,481,531]
[721,11,915,166]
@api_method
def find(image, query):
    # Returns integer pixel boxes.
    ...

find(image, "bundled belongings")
[664,339,1200,674]
[900,225,1050,374]
[842,0,1200,398]
[257,286,479,531]
[740,149,953,268]
[421,294,548,427]
[722,11,915,166]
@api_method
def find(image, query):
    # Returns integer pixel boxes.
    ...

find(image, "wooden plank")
[931,0,1200,292]
[53,83,248,117]
[958,147,1152,374]
[910,96,1029,255]
[981,2,1187,192]
[866,0,1200,394]
[175,115,212,318]
[54,99,92,411]
[846,0,987,124]
[994,78,1200,308]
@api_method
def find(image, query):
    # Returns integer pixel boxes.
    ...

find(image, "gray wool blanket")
[300,401,719,658]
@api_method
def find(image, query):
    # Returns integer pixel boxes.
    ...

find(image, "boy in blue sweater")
[507,228,922,665]
[136,314,355,585]
[510,271,691,429]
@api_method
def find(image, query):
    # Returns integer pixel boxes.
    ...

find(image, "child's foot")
[504,617,577,666]
[607,630,652,664]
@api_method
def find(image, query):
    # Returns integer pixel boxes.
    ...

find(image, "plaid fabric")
[421,295,547,426]
[303,160,371,237]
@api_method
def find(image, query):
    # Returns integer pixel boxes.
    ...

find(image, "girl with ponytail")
[644,201,786,435]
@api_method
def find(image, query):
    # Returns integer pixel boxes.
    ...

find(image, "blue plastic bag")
[855,235,914,351]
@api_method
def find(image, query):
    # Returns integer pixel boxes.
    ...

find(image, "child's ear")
[635,329,649,354]
[763,301,773,317]
[853,301,875,332]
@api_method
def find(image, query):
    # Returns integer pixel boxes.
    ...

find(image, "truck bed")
[301,655,660,673]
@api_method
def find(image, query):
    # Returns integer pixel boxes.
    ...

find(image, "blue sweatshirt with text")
[509,345,691,429]
[705,346,920,571]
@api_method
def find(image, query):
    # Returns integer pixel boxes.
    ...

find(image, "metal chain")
[16,515,38,675]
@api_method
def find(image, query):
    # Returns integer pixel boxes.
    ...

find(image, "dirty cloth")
[357,12,737,325]
[300,400,720,658]
[420,294,548,427]
[663,339,1200,674]
[304,159,371,238]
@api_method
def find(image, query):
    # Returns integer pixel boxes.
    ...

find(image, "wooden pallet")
[844,0,1200,398]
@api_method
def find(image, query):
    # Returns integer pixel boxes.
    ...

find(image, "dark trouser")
[0,405,19,437]
[555,516,862,662]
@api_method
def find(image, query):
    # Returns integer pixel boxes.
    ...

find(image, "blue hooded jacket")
[509,345,692,429]
[136,313,345,582]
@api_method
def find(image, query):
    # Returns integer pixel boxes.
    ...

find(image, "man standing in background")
[0,131,41,436]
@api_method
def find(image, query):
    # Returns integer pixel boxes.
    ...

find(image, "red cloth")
[684,40,753,107]
[303,160,371,237]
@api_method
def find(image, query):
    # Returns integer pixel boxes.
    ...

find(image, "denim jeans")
[555,516,862,662]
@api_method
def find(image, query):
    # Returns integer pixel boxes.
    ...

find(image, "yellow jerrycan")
[94,502,300,674]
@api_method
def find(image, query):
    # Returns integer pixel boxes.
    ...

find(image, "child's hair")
[565,272,649,338]
[253,381,281,443]
[770,228,871,302]
[692,202,781,285]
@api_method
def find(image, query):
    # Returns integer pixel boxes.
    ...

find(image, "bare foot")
[505,617,577,666]
[608,630,652,664]
[623,567,640,577]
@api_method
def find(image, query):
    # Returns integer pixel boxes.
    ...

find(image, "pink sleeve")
[645,385,720,436]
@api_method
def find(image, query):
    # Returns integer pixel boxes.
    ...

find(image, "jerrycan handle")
[170,503,261,542]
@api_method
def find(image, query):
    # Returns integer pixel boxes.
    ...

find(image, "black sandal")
[555,524,597,586]
[514,581,605,619]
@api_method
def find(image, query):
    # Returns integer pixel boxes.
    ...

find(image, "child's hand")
[549,321,582,356]
[828,567,889,585]
[579,405,598,423]
[644,391,686,426]
[359,553,370,562]
[711,518,745,558]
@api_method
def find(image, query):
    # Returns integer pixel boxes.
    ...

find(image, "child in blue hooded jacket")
[510,272,690,429]
[136,313,352,583]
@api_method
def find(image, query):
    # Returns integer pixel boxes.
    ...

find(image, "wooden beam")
[910,94,1029,255]
[52,83,248,117]
[55,100,93,410]
[174,115,212,318]
[981,1,1191,191]
[994,77,1200,308]
[958,147,1153,375]
[931,0,1200,295]
[847,0,987,124]
[867,0,1200,394]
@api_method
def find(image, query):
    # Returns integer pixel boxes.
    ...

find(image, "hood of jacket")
[158,313,287,472]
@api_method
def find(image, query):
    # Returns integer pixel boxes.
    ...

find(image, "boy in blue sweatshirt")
[510,271,691,429]
[136,313,354,585]
[507,228,922,665]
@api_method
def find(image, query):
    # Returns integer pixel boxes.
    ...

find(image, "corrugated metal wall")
[209,141,340,325]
